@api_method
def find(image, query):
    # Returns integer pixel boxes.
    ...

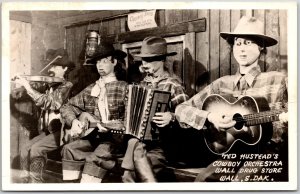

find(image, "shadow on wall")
[127,53,145,84]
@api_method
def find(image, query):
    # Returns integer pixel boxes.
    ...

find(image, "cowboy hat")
[134,36,177,58]
[87,41,127,64]
[41,48,75,74]
[220,16,278,47]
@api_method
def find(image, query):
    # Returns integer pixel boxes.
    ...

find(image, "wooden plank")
[117,18,206,43]
[120,17,127,33]
[10,11,32,23]
[254,10,266,71]
[184,32,196,96]
[75,26,84,65]
[100,20,109,36]
[60,10,131,27]
[158,9,165,26]
[265,10,280,71]
[166,42,183,81]
[165,10,183,25]
[114,18,121,35]
[209,10,220,83]
[67,28,76,64]
[279,10,287,69]
[195,10,209,92]
[219,10,231,77]
[241,9,253,17]
[182,9,198,22]
[78,25,88,65]
[230,10,241,75]
[174,10,183,23]
[108,19,115,35]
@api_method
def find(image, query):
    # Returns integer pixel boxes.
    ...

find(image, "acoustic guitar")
[202,94,286,155]
[62,112,125,144]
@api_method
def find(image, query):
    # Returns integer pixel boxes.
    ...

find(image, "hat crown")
[233,16,264,35]
[140,36,167,56]
[87,41,127,64]
[94,41,115,58]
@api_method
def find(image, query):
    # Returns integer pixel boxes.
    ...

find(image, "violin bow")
[38,55,63,74]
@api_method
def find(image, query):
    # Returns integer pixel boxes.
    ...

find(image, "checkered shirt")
[175,65,288,143]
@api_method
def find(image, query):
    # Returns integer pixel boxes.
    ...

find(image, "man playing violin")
[14,48,75,183]
[175,16,288,181]
[60,41,128,183]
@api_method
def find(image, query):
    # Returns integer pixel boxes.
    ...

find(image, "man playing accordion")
[121,36,189,182]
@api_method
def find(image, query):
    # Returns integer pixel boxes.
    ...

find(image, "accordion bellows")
[125,85,171,140]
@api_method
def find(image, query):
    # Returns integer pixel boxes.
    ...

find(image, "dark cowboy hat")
[134,36,177,58]
[87,41,127,64]
[220,16,278,47]
[41,48,75,73]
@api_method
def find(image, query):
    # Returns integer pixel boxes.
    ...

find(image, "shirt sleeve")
[175,81,219,130]
[169,83,189,112]
[30,81,73,111]
[60,87,89,126]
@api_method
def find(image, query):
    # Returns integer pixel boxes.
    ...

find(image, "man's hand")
[279,112,288,124]
[13,75,31,89]
[152,112,174,127]
[70,119,84,137]
[207,112,236,131]
[97,123,109,133]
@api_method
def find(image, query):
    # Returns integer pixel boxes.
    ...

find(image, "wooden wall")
[64,9,287,95]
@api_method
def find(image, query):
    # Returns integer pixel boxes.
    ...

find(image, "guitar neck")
[89,122,98,128]
[244,110,282,126]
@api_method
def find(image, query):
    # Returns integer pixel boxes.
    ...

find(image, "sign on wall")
[127,10,157,31]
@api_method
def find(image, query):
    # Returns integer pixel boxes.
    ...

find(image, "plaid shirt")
[27,81,73,133]
[175,65,288,143]
[141,73,189,112]
[61,81,127,127]
[28,81,73,110]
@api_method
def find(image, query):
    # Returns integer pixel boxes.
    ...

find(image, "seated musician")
[121,36,189,182]
[13,48,75,183]
[60,41,128,183]
[175,16,288,181]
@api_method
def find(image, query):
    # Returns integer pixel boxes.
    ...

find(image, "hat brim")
[220,32,278,47]
[87,50,127,64]
[134,51,177,58]
[40,61,75,75]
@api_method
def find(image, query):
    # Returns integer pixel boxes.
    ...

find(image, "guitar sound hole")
[233,113,245,130]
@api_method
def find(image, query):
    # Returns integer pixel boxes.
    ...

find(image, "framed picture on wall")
[1,1,297,192]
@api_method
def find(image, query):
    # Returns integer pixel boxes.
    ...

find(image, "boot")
[135,157,156,182]
[19,156,30,183]
[122,170,136,183]
[80,173,102,183]
[29,157,46,183]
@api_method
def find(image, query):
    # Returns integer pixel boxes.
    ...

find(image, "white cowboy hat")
[220,16,278,47]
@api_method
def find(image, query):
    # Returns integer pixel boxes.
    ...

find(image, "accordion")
[124,85,171,140]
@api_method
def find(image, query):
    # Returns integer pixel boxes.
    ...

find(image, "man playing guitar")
[175,16,288,182]
[60,41,128,183]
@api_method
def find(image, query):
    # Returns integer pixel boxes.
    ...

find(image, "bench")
[44,151,205,183]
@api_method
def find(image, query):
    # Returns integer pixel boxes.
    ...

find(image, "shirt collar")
[233,65,261,87]
[91,75,117,97]
[144,72,170,84]
[100,75,117,84]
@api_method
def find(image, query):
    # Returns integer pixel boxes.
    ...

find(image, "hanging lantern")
[85,30,100,58]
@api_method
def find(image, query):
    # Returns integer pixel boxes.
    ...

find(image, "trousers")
[61,131,125,182]
[19,130,61,183]
[121,138,166,182]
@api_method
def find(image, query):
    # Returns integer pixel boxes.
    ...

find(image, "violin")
[11,75,64,100]
[11,75,64,83]
[10,55,65,99]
